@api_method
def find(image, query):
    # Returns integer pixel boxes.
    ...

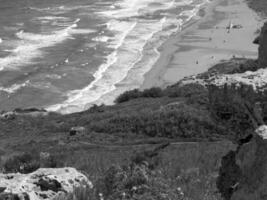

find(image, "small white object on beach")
[65,58,69,63]
[0,38,2,43]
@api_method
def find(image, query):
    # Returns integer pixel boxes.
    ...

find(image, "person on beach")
[227,20,233,33]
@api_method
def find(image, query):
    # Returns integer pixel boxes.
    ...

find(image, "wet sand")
[141,0,262,89]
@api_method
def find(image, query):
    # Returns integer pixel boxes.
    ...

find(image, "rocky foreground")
[0,168,92,200]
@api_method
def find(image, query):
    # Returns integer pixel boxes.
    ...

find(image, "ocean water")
[0,0,208,113]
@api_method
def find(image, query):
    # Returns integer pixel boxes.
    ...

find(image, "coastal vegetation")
[1,0,267,199]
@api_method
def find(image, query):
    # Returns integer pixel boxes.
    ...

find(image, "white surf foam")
[29,5,93,15]
[47,0,209,113]
[0,80,30,94]
[47,17,167,113]
[180,0,209,22]
[0,19,93,70]
[98,0,175,19]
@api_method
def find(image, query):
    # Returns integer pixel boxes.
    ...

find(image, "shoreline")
[141,0,262,89]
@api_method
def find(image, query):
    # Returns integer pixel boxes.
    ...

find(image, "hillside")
[1,0,267,199]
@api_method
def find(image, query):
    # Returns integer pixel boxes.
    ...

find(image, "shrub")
[3,152,58,174]
[90,102,220,139]
[3,153,40,174]
[115,87,164,104]
[142,87,163,98]
[208,84,264,140]
[115,89,141,103]
[165,83,207,98]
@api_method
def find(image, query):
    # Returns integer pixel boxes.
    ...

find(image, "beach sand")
[141,0,262,89]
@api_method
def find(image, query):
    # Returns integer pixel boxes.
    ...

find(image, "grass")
[0,138,234,200]
[37,141,234,200]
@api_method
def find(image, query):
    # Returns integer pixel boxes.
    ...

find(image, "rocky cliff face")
[259,23,267,67]
[0,167,92,200]
[217,125,267,200]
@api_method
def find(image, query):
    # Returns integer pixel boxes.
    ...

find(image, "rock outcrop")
[0,167,92,200]
[258,22,267,67]
[217,125,267,200]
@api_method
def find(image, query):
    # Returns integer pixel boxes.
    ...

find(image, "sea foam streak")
[47,0,209,113]
[0,80,30,94]
[0,19,94,70]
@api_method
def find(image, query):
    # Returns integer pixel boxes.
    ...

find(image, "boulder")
[217,125,267,200]
[0,112,16,120]
[0,167,92,200]
[258,23,267,67]
[69,127,86,136]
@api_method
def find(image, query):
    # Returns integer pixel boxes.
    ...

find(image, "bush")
[3,152,58,174]
[208,84,264,140]
[115,89,141,103]
[115,88,164,104]
[142,87,163,98]
[4,153,40,174]
[90,102,220,139]
[165,83,207,98]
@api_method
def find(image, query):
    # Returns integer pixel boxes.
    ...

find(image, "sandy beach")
[141,0,262,89]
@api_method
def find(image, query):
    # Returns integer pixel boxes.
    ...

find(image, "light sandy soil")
[141,0,262,89]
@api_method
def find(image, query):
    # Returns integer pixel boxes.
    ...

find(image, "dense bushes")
[90,103,220,139]
[3,152,57,173]
[90,82,267,141]
[208,84,267,140]
[92,144,182,200]
[115,89,141,103]
[115,84,207,104]
[3,153,40,173]
[2,80,267,143]
[115,87,164,103]
[165,83,207,98]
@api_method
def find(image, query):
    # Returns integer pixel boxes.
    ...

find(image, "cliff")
[217,125,267,200]
[258,23,267,67]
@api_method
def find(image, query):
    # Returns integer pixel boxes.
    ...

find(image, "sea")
[0,0,208,113]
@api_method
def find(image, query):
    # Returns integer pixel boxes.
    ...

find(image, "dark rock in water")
[217,125,267,200]
[258,23,267,67]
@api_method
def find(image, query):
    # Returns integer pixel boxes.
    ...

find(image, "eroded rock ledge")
[217,125,267,200]
[0,167,92,200]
